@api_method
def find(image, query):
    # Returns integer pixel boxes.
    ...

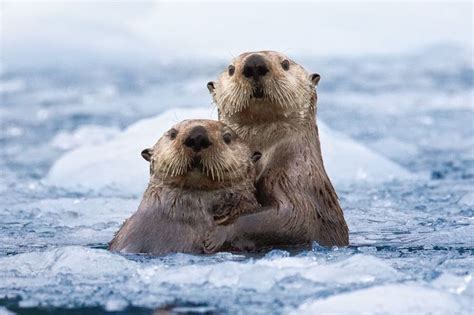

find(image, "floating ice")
[460,192,474,206]
[1,246,469,313]
[46,107,414,195]
[0,247,401,310]
[0,306,15,315]
[432,273,473,295]
[50,125,120,150]
[2,42,472,314]
[294,283,470,315]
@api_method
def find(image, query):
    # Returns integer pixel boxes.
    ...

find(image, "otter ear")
[207,81,215,94]
[310,73,321,86]
[251,151,262,163]
[141,148,153,162]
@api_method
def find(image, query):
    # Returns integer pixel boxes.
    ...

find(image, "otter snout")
[243,54,269,80]
[184,126,212,152]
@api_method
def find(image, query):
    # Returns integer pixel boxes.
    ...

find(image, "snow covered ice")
[1,24,473,314]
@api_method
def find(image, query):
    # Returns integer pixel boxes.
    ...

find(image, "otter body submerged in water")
[109,119,261,255]
[206,51,349,250]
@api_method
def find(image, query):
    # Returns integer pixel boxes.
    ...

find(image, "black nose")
[184,126,212,152]
[243,54,269,80]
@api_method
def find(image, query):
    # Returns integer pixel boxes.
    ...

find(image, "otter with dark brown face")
[109,119,261,255]
[205,51,349,251]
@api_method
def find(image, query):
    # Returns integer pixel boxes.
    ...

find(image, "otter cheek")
[149,160,154,175]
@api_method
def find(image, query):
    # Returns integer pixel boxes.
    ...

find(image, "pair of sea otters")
[109,51,349,255]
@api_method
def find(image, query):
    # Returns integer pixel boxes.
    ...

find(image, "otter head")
[207,51,320,119]
[141,120,261,190]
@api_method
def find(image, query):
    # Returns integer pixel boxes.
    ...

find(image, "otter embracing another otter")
[205,51,349,250]
[109,120,261,255]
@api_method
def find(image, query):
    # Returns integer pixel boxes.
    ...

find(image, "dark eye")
[169,128,178,140]
[223,133,232,144]
[228,65,235,76]
[281,59,290,71]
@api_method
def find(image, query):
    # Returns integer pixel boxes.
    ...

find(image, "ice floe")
[294,283,470,315]
[0,246,469,313]
[46,107,415,195]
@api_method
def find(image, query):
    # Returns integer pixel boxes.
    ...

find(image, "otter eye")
[228,65,235,76]
[223,133,232,144]
[281,59,290,71]
[168,128,178,140]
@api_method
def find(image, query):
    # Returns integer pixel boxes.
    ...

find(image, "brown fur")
[109,119,261,255]
[205,51,349,250]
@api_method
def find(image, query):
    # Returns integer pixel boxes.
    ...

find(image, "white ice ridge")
[293,283,468,315]
[46,107,415,195]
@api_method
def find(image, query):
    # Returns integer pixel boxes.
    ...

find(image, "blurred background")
[1,1,472,182]
[0,1,473,314]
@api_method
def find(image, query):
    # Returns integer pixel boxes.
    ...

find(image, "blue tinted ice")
[0,45,473,314]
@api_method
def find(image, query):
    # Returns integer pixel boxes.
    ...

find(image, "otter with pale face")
[205,51,349,250]
[109,119,261,255]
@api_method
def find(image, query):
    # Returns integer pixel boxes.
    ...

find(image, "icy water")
[1,47,473,314]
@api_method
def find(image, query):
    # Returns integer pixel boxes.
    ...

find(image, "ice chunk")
[0,78,25,94]
[46,107,216,195]
[0,306,16,315]
[318,122,415,184]
[50,125,120,150]
[0,248,398,309]
[0,247,469,313]
[293,283,469,315]
[432,273,472,295]
[46,107,415,195]
[460,192,474,206]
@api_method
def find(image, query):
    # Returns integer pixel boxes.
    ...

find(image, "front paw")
[203,226,229,254]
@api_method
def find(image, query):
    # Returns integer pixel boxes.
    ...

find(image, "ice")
[0,247,408,311]
[1,42,472,313]
[0,307,15,315]
[0,78,25,94]
[50,125,120,150]
[46,107,414,195]
[432,273,473,295]
[0,246,470,313]
[1,197,138,254]
[293,283,470,315]
[460,192,474,206]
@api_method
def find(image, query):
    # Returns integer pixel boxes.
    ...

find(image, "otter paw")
[203,226,229,254]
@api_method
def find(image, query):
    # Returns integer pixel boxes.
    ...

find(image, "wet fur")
[109,120,261,255]
[109,182,258,254]
[207,51,349,250]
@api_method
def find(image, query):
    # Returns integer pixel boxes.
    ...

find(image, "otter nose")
[243,54,269,80]
[184,126,212,152]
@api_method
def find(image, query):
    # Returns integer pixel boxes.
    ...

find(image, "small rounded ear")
[310,73,321,86]
[251,151,262,163]
[207,81,215,93]
[141,148,153,162]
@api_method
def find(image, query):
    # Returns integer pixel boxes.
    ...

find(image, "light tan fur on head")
[142,119,256,190]
[109,119,263,255]
[208,51,320,119]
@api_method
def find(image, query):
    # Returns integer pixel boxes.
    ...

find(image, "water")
[0,46,473,314]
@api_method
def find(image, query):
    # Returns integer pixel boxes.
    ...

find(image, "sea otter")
[205,51,349,251]
[109,119,261,255]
